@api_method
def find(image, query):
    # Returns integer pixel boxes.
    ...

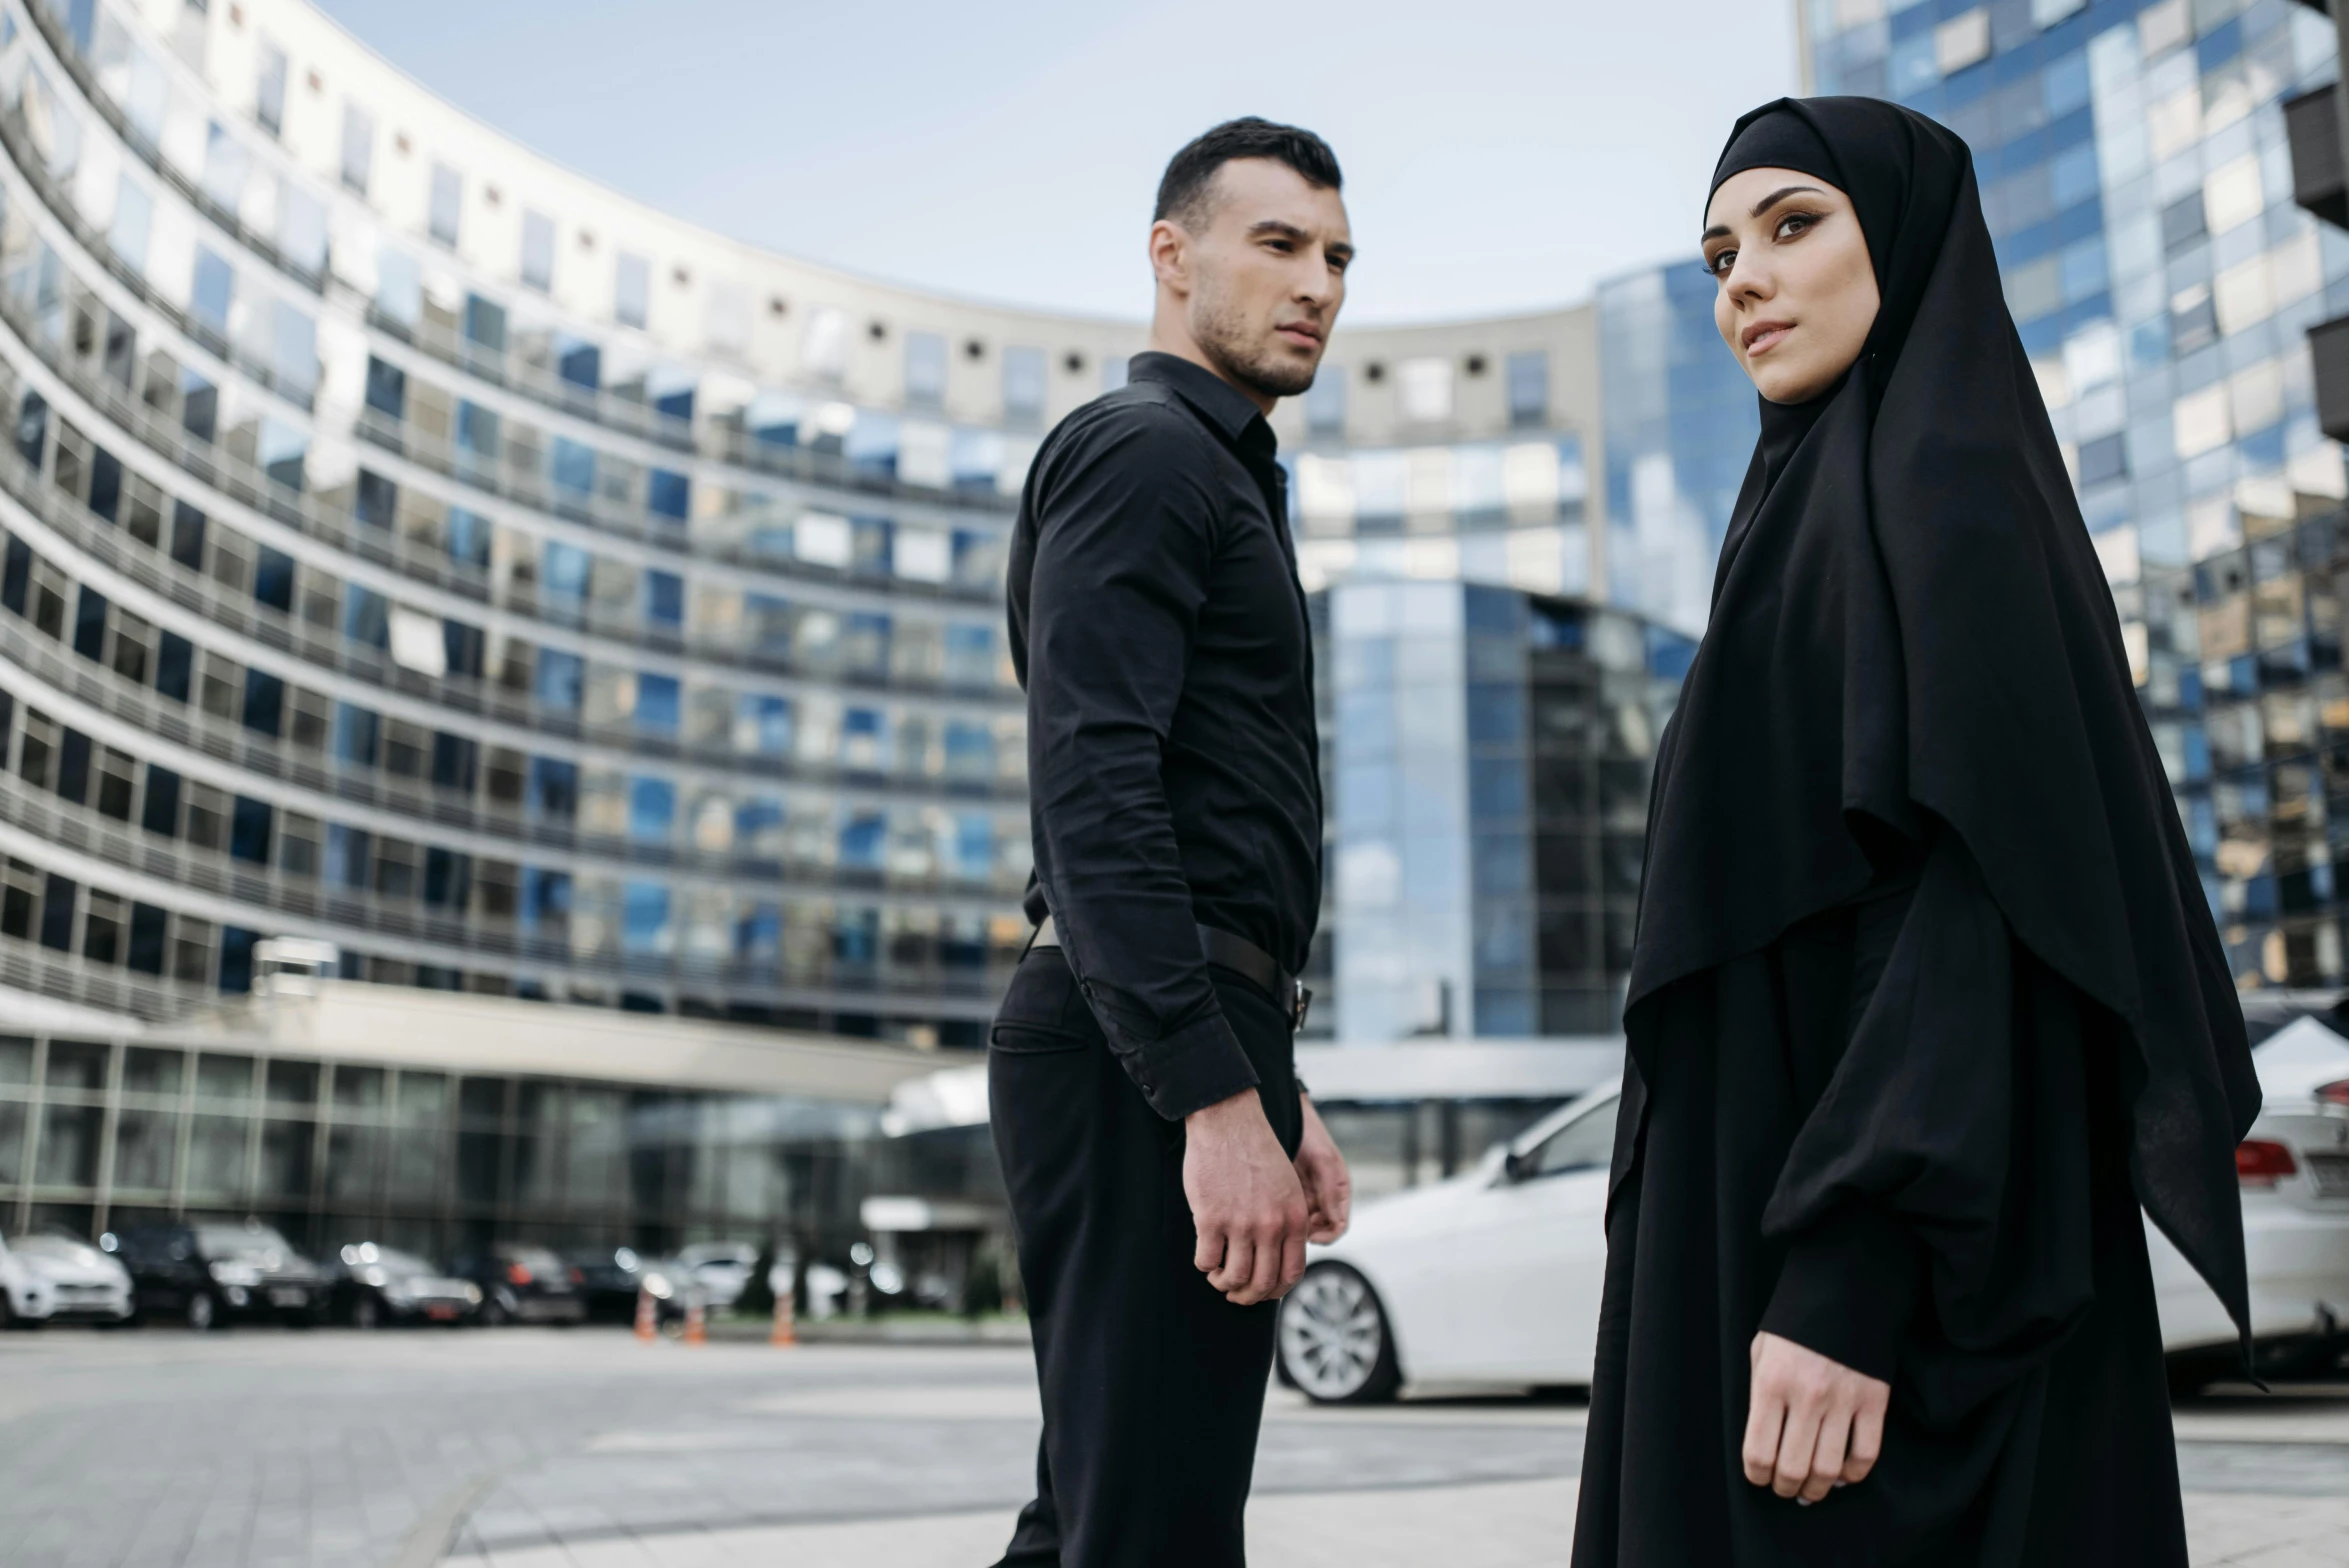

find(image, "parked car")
[2154,1014,2349,1388]
[567,1247,648,1322]
[448,1244,587,1326]
[1279,1022,2349,1404]
[0,1230,56,1328]
[675,1241,760,1310]
[7,1232,132,1325]
[111,1220,331,1331]
[330,1243,481,1328]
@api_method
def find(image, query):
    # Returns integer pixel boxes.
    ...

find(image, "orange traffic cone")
[683,1292,707,1346]
[634,1284,657,1343]
[770,1285,797,1348]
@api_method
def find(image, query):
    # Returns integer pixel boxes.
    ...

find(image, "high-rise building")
[1802,0,2349,989]
[1319,581,1691,1042]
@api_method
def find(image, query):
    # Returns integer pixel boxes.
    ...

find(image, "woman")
[1569,98,2262,1566]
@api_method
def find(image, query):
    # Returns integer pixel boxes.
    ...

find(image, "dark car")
[113,1220,331,1331]
[448,1244,587,1326]
[330,1243,482,1328]
[566,1246,647,1323]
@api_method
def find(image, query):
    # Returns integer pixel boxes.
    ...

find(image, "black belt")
[1028,914,1311,1032]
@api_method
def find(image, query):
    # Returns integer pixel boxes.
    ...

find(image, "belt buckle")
[1292,982,1312,1032]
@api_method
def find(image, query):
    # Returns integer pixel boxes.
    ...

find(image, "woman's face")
[1702,166,1879,404]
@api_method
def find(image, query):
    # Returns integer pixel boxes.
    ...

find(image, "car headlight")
[461,1283,482,1304]
[644,1274,674,1301]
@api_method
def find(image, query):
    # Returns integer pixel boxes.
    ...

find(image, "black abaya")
[1571,98,2258,1566]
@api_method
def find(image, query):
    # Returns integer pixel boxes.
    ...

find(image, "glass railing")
[0,332,1024,718]
[0,616,1027,889]
[0,924,216,1023]
[0,772,1025,969]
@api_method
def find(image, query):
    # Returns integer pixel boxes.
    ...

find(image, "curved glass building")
[0,0,1692,1052]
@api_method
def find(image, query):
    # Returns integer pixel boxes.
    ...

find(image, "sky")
[311,0,1799,326]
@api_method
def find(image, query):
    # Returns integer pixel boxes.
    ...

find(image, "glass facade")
[0,1027,882,1259]
[1804,0,2349,988]
[1596,262,1761,636]
[1319,580,1691,1041]
[0,0,1160,1044]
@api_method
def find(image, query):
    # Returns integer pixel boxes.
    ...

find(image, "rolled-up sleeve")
[1022,409,1259,1120]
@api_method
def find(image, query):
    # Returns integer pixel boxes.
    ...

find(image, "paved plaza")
[0,1328,2346,1567]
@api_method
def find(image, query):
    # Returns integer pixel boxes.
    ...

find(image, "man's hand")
[1742,1330,1889,1504]
[1185,1089,1311,1306]
[1294,1094,1352,1243]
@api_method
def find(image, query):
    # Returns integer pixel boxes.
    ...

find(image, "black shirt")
[1007,352,1323,1121]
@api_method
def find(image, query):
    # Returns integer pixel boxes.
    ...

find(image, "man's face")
[1170,159,1352,400]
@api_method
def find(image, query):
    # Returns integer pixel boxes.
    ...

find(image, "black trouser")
[988,946,1303,1568]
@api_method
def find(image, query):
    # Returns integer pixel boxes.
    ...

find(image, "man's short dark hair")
[1153,117,1342,232]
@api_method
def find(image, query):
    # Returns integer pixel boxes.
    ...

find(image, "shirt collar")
[1128,351,1276,453]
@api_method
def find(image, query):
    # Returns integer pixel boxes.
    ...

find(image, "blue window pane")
[190,248,233,335]
[520,867,572,932]
[736,902,781,961]
[558,337,601,389]
[552,438,596,495]
[839,812,886,869]
[331,703,378,766]
[644,570,683,628]
[446,508,490,569]
[228,797,272,864]
[343,584,388,648]
[526,757,578,821]
[627,776,675,843]
[535,649,583,712]
[635,673,680,736]
[325,824,372,888]
[456,401,499,456]
[542,541,591,605]
[741,694,791,755]
[1889,33,1937,97]
[647,469,690,521]
[364,356,406,419]
[621,880,671,954]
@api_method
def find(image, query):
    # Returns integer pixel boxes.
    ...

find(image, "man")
[988,118,1357,1567]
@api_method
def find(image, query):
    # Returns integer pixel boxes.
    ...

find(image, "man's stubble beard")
[1192,283,1319,401]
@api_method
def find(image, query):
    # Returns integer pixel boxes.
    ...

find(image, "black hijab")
[1628,98,2261,1336]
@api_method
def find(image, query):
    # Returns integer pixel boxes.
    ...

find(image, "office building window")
[803,307,848,380]
[189,247,233,336]
[1399,357,1454,423]
[615,252,650,329]
[905,331,947,404]
[1506,352,1549,428]
[429,163,462,247]
[375,244,421,327]
[341,103,374,194]
[1306,369,1346,436]
[521,211,555,292]
[254,40,287,137]
[1004,346,1046,422]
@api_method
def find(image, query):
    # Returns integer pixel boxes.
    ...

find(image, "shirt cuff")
[1758,1203,1922,1386]
[1127,1006,1261,1121]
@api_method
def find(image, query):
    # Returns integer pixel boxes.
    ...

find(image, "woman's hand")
[1742,1330,1889,1503]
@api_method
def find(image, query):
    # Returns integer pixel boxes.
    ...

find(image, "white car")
[6,1233,133,1325]
[676,1241,761,1309]
[1280,1023,2349,1403]
[0,1231,57,1328]
[2151,1014,2349,1387]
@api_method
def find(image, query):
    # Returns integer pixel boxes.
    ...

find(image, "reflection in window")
[627,777,675,843]
[905,331,947,404]
[1306,369,1346,436]
[636,674,681,737]
[189,247,233,336]
[521,210,556,292]
[1003,346,1046,422]
[341,103,375,194]
[536,649,584,713]
[429,163,462,247]
[804,308,848,380]
[254,40,288,136]
[615,252,650,329]
[621,881,671,954]
[1506,352,1549,428]
[375,245,422,327]
[1399,358,1454,423]
[109,174,152,269]
[202,122,251,211]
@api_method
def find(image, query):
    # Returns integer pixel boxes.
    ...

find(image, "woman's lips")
[1744,322,1793,356]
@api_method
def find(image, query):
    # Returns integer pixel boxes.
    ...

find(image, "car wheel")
[351,1295,381,1331]
[185,1291,217,1333]
[479,1294,511,1327]
[1278,1263,1402,1405]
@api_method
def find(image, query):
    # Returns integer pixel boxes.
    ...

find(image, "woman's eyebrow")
[1702,184,1828,244]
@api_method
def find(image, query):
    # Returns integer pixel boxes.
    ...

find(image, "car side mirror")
[1502,1149,1534,1184]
